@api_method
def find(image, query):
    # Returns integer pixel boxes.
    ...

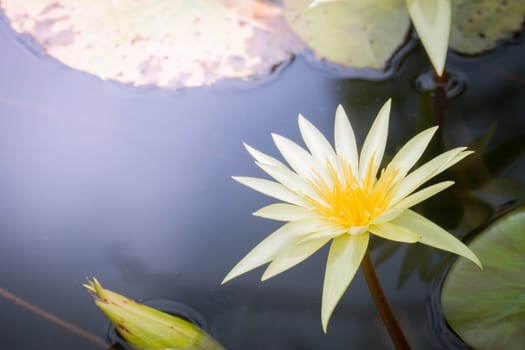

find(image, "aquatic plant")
[84,278,224,350]
[306,0,451,75]
[0,0,302,88]
[299,0,524,74]
[441,206,525,349]
[222,99,481,346]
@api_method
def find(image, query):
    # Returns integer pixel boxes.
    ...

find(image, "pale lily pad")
[283,0,410,69]
[450,0,525,54]
[0,0,304,88]
[302,0,524,70]
[441,206,525,350]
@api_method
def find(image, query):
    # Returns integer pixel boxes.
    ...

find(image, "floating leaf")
[307,0,337,9]
[303,0,524,70]
[406,0,451,76]
[284,0,410,69]
[84,278,224,350]
[0,0,304,88]
[441,206,525,350]
[449,0,525,54]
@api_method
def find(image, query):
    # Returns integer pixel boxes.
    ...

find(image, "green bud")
[84,278,224,350]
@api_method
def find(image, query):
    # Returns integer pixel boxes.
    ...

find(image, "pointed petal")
[436,150,473,174]
[255,162,325,205]
[222,219,328,284]
[387,126,438,178]
[348,225,369,236]
[261,238,330,281]
[276,219,334,240]
[369,222,420,243]
[370,208,404,225]
[359,99,391,179]
[321,233,369,332]
[334,105,359,175]
[254,203,317,221]
[272,134,321,179]
[406,0,451,76]
[393,181,454,210]
[298,114,338,170]
[244,143,286,168]
[233,176,307,206]
[298,226,346,244]
[391,147,470,203]
[222,224,297,284]
[393,210,482,268]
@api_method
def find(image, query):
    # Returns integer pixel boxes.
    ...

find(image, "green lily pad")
[283,0,410,69]
[441,206,525,350]
[450,0,525,54]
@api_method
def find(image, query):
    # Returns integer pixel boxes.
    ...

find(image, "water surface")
[0,12,524,350]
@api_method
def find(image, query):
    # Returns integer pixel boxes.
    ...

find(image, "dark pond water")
[0,10,524,350]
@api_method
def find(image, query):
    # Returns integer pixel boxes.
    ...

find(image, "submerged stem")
[361,250,411,350]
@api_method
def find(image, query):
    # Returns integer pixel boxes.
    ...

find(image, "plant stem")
[432,67,448,86]
[0,287,109,348]
[361,250,411,350]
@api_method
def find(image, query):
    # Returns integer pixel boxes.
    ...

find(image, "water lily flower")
[84,278,224,350]
[222,99,481,332]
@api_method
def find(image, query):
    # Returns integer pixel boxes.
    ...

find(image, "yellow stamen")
[306,159,400,230]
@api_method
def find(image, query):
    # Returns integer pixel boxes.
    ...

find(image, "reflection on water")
[414,69,467,98]
[0,8,524,350]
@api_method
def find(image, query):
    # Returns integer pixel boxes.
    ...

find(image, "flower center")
[306,157,400,230]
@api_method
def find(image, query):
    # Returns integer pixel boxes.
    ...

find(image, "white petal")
[393,181,454,210]
[255,162,325,205]
[393,210,482,268]
[436,150,473,174]
[255,162,300,187]
[298,226,346,244]
[221,223,298,284]
[272,134,321,179]
[348,225,369,235]
[406,0,451,76]
[222,219,331,284]
[298,114,338,171]
[387,126,438,178]
[334,105,359,176]
[391,147,467,203]
[284,218,333,236]
[244,143,286,168]
[233,176,307,206]
[369,222,420,243]
[261,238,330,281]
[254,203,317,221]
[321,233,369,333]
[359,99,391,180]
[370,208,404,225]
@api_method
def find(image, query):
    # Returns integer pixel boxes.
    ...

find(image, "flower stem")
[432,67,448,86]
[361,250,411,350]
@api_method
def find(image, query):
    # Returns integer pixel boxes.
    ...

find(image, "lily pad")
[0,0,304,88]
[283,0,410,69]
[450,0,525,54]
[441,206,525,350]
